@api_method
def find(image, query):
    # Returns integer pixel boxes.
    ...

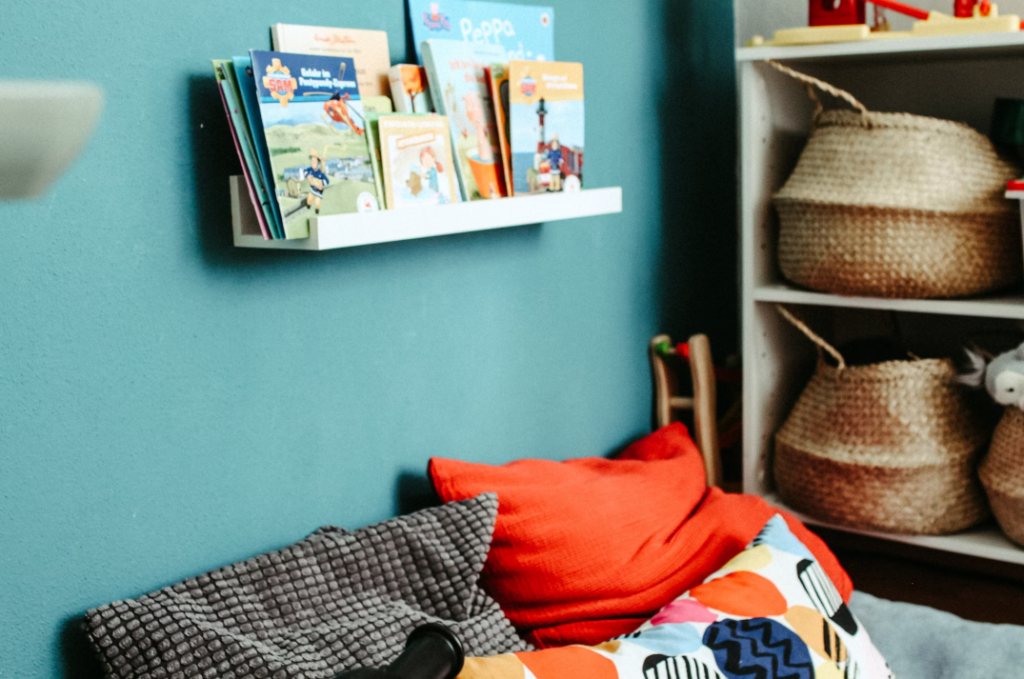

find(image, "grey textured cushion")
[849,591,1024,679]
[84,493,529,679]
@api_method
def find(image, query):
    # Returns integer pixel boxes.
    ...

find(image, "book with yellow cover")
[508,60,584,196]
[378,115,459,209]
[271,24,391,96]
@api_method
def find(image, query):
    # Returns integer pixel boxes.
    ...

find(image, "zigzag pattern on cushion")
[703,619,814,679]
[642,653,725,679]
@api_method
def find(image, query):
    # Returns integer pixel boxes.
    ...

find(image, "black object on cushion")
[84,493,529,679]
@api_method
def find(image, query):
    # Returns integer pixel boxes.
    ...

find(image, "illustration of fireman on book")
[304,149,330,214]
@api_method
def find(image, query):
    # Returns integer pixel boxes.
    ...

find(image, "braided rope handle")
[766,60,873,127]
[776,305,848,371]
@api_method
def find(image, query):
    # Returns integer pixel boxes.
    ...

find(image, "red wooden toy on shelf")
[748,0,1019,46]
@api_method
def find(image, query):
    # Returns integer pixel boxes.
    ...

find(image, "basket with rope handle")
[980,407,1024,547]
[768,60,1022,300]
[773,305,992,535]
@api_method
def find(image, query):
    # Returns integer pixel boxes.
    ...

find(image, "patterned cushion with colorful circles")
[457,514,893,679]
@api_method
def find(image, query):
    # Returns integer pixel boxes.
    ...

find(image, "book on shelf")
[508,60,584,196]
[408,1,555,65]
[379,115,460,209]
[389,65,434,114]
[486,63,514,195]
[422,39,507,201]
[232,56,287,238]
[250,50,379,238]
[213,60,274,239]
[270,24,391,97]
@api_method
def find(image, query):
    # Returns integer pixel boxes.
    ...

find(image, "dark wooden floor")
[813,526,1024,626]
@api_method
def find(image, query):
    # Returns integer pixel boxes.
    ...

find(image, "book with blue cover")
[250,50,378,239]
[234,56,285,238]
[422,39,507,201]
[409,1,554,65]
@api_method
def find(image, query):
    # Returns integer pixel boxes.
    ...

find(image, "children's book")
[250,50,379,239]
[213,60,273,239]
[409,1,554,65]
[389,65,434,114]
[508,60,584,196]
[360,100,395,210]
[365,113,387,209]
[233,56,285,238]
[379,115,459,210]
[422,40,507,201]
[362,96,394,115]
[271,24,391,96]
[486,64,513,195]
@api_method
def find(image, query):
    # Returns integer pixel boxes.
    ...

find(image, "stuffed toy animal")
[959,342,1024,410]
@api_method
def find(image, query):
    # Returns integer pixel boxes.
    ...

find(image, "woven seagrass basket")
[980,407,1024,547]
[770,61,1022,300]
[773,307,992,535]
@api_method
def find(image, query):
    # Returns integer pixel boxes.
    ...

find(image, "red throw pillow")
[428,423,852,648]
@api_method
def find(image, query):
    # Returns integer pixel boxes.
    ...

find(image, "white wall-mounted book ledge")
[229,176,623,251]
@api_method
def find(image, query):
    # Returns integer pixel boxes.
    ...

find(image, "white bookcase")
[737,32,1024,566]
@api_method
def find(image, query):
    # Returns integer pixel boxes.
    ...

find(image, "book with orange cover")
[486,63,513,195]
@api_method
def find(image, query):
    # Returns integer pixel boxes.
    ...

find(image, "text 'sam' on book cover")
[379,115,459,210]
[422,39,507,202]
[251,50,379,239]
[409,1,554,65]
[508,60,584,196]
[233,56,285,238]
[271,24,391,96]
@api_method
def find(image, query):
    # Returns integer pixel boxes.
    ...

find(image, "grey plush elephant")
[959,342,1024,410]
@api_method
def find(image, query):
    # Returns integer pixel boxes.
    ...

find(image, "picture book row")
[212,1,585,240]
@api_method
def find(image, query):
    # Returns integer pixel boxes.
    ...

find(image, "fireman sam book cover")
[486,63,513,195]
[409,1,554,66]
[379,115,459,210]
[271,24,391,97]
[389,64,435,114]
[251,50,378,239]
[508,60,583,196]
[422,39,507,201]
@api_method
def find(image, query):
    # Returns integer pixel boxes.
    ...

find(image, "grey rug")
[850,591,1024,679]
[84,493,528,679]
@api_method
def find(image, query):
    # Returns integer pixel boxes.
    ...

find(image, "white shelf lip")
[229,175,622,251]
[736,30,1024,63]
[765,493,1024,566]
[753,283,1024,320]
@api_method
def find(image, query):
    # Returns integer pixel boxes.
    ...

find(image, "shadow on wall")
[656,0,739,358]
[60,615,104,679]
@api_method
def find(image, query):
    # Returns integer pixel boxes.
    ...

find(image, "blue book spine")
[233,56,285,239]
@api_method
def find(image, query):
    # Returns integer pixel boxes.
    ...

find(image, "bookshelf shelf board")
[765,493,1024,566]
[736,30,1024,64]
[229,176,623,251]
[753,283,1024,320]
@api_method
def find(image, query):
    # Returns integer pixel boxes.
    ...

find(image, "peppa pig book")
[409,1,554,66]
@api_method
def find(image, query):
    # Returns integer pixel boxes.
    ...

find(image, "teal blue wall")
[0,2,736,677]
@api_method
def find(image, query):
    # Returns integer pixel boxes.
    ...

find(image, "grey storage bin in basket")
[773,306,991,535]
[769,61,1022,300]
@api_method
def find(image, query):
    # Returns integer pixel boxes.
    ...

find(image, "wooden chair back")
[649,334,722,488]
